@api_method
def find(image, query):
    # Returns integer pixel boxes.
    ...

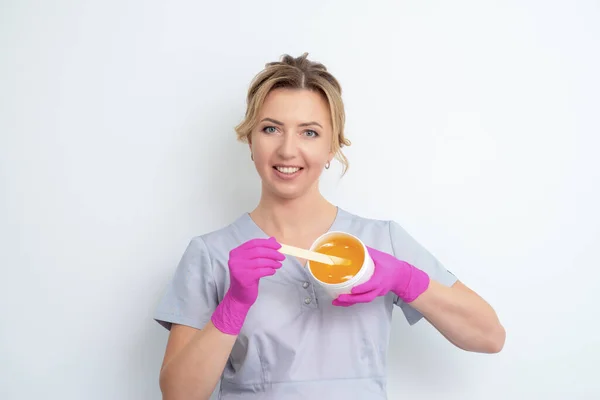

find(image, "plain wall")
[1,0,599,399]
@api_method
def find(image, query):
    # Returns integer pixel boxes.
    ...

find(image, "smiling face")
[249,88,334,200]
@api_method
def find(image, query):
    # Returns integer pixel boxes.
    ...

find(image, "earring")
[325,161,330,169]
[251,153,254,161]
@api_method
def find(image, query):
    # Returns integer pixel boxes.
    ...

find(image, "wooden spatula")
[278,243,351,266]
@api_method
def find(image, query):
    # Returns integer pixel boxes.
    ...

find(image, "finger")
[350,260,382,294]
[336,290,379,305]
[367,246,396,264]
[251,267,279,279]
[332,298,354,307]
[249,258,283,269]
[237,237,281,251]
[229,257,282,274]
[350,276,380,294]
[230,247,285,263]
[366,245,389,261]
[244,247,286,261]
[366,245,381,255]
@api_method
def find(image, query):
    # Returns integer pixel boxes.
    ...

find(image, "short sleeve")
[153,236,218,331]
[388,221,458,325]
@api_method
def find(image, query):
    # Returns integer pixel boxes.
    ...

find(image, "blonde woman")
[154,53,505,399]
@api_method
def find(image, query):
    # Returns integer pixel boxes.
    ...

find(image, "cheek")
[253,145,276,171]
[251,138,268,160]
[304,145,330,166]
[253,150,269,166]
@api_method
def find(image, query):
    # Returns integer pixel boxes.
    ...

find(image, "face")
[249,88,334,200]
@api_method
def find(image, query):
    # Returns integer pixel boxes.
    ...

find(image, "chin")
[268,186,307,200]
[261,179,312,200]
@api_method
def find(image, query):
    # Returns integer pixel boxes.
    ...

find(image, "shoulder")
[337,208,416,254]
[337,208,395,247]
[186,213,253,262]
[337,207,395,233]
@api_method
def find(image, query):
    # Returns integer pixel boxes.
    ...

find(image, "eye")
[304,130,319,138]
[262,126,278,134]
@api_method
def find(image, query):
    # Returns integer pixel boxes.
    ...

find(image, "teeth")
[275,166,300,174]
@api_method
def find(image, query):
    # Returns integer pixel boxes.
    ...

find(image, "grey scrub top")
[154,207,458,399]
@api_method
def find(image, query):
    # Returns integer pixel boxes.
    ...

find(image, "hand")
[211,237,285,335]
[332,246,430,307]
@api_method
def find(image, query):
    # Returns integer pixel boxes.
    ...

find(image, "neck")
[250,186,337,239]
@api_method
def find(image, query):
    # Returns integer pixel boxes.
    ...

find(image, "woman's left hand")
[332,246,431,307]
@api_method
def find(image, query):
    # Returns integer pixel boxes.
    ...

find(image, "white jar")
[306,231,375,299]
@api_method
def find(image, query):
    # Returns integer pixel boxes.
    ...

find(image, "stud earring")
[325,161,330,169]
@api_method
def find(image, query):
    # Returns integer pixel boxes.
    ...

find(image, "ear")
[328,139,336,162]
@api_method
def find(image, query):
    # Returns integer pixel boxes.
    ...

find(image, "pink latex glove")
[211,237,285,335]
[332,246,430,307]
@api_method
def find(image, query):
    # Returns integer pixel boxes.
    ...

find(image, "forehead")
[259,88,331,127]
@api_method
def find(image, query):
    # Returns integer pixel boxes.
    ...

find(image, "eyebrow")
[260,118,323,129]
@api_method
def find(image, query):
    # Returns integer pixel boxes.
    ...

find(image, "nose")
[276,131,297,160]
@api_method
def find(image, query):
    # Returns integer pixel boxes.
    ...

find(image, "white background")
[1,1,599,399]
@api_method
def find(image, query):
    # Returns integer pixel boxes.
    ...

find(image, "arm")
[159,322,236,400]
[156,237,285,399]
[334,245,505,354]
[409,280,505,353]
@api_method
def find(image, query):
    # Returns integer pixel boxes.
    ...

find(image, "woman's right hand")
[227,237,285,306]
[211,237,285,335]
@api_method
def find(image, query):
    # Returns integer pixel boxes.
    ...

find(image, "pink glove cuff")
[393,261,431,303]
[211,291,252,336]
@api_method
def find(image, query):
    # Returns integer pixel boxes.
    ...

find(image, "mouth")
[273,165,303,175]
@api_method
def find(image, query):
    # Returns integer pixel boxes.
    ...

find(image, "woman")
[154,53,505,399]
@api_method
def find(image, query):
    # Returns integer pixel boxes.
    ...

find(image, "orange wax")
[310,235,365,284]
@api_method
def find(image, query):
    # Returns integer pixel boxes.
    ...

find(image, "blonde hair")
[235,53,351,174]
